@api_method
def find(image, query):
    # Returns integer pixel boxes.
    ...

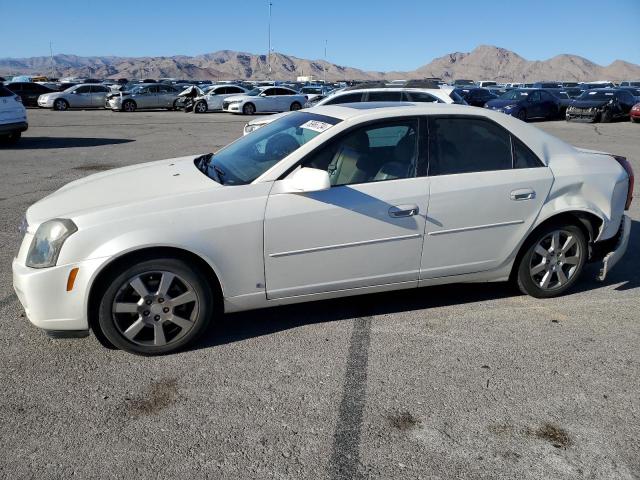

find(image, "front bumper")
[597,214,631,281]
[37,98,54,108]
[222,102,241,113]
[12,256,107,332]
[566,109,599,122]
[0,121,28,135]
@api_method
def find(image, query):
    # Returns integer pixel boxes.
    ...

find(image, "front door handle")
[389,205,419,218]
[510,189,536,201]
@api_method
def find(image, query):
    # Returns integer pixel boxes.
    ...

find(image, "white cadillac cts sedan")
[13,103,632,355]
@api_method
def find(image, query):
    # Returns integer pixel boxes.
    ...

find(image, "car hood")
[485,99,523,109]
[26,155,221,227]
[570,99,609,108]
[41,91,64,99]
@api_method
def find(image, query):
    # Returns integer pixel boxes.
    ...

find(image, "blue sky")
[1,0,639,70]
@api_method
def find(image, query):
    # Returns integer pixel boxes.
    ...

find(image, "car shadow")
[3,137,134,149]
[194,219,639,350]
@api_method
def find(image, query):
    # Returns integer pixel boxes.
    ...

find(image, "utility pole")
[267,1,272,82]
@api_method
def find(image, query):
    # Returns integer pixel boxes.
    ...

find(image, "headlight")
[227,99,242,104]
[26,219,77,268]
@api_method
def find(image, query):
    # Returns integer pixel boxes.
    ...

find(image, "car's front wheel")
[600,109,612,123]
[516,224,587,298]
[194,101,208,113]
[53,99,69,111]
[242,103,256,115]
[516,109,527,121]
[97,257,213,355]
[122,100,136,112]
[290,101,302,111]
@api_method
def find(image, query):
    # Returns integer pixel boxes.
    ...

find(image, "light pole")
[49,41,54,79]
[323,39,327,84]
[267,1,272,81]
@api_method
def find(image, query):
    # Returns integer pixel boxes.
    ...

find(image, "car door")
[157,84,175,107]
[264,118,428,299]
[70,85,93,107]
[273,88,294,111]
[257,88,277,112]
[526,90,543,118]
[90,85,108,107]
[539,91,558,119]
[420,116,553,280]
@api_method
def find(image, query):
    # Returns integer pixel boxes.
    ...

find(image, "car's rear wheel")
[53,99,69,111]
[516,224,587,298]
[122,100,136,112]
[516,109,527,121]
[194,101,208,113]
[600,109,612,123]
[97,257,213,355]
[243,103,256,115]
[290,101,302,111]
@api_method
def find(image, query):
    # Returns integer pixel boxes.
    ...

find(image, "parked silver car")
[106,83,183,112]
[38,84,111,111]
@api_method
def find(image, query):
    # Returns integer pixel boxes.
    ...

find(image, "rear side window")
[404,91,440,103]
[0,86,13,97]
[324,92,363,105]
[512,136,543,169]
[428,117,512,175]
[367,91,402,102]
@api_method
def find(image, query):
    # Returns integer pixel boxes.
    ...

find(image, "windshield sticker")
[300,120,333,133]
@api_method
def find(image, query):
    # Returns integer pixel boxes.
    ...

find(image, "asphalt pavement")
[0,109,638,480]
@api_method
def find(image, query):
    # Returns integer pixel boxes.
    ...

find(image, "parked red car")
[631,103,640,123]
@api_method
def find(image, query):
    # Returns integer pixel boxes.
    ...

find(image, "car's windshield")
[198,112,342,185]
[301,87,322,94]
[500,90,529,100]
[578,90,615,101]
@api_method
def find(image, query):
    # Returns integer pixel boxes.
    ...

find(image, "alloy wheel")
[529,229,582,291]
[111,271,199,347]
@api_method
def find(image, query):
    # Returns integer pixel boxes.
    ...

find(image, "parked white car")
[38,84,111,111]
[222,86,306,115]
[0,84,28,143]
[192,84,249,113]
[13,104,632,355]
[243,86,457,134]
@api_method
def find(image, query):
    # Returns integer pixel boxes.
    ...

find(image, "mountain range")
[1,46,639,82]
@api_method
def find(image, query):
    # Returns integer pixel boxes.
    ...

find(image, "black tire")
[243,103,256,115]
[631,117,639,123]
[97,257,214,355]
[516,223,587,299]
[194,101,208,114]
[516,109,527,121]
[172,99,180,111]
[53,99,69,111]
[290,101,302,111]
[122,100,136,112]
[600,109,612,123]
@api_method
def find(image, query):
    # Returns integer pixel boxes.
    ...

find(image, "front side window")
[263,88,277,96]
[275,88,293,96]
[198,112,341,185]
[302,119,418,187]
[75,86,91,94]
[428,117,512,175]
[529,91,542,102]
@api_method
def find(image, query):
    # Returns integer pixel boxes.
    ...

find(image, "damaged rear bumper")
[597,214,631,281]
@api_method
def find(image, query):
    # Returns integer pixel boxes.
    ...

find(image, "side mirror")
[259,93,267,97]
[281,167,331,193]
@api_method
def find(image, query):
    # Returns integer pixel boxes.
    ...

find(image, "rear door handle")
[389,205,419,218]
[510,189,536,201]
